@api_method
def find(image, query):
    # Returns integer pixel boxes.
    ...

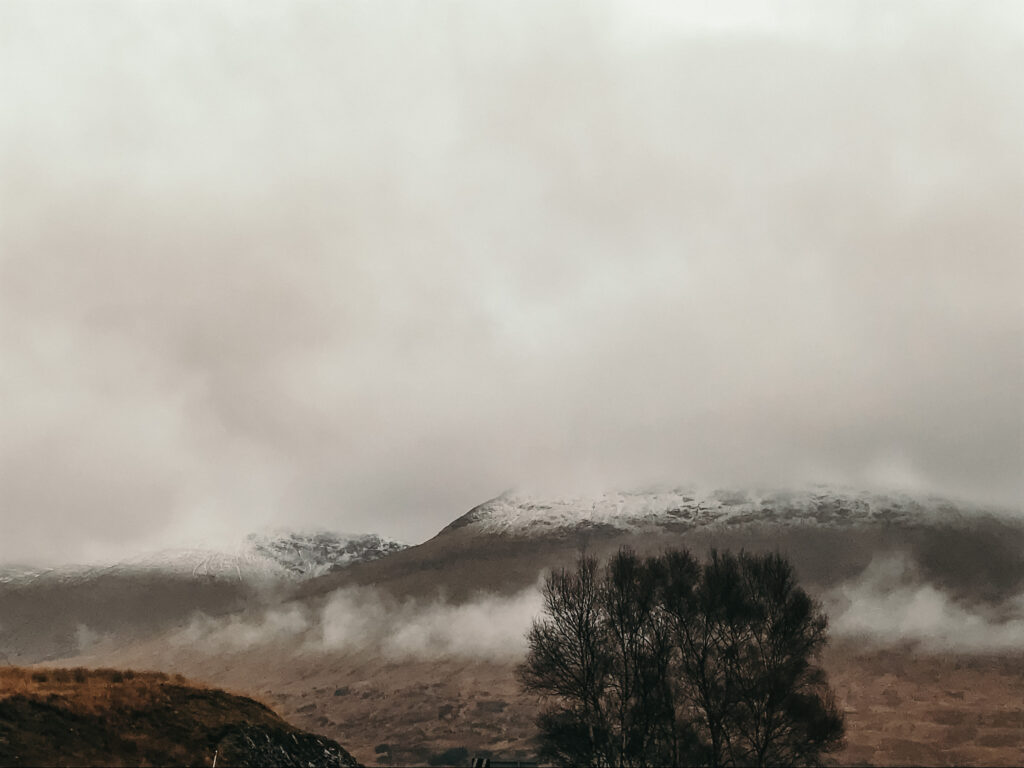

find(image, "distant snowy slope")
[0,531,408,585]
[246,531,407,578]
[442,486,990,537]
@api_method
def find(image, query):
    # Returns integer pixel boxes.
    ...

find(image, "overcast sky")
[1,1,1022,563]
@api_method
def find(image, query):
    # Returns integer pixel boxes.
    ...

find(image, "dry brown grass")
[0,665,194,714]
[93,639,1021,767]
[0,665,356,767]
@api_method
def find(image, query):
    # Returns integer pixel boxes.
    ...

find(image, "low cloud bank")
[173,586,543,660]
[173,556,1024,659]
[174,605,311,653]
[827,554,1024,652]
[317,586,542,660]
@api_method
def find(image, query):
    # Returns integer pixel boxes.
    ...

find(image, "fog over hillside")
[162,564,1024,661]
[1,1,1021,563]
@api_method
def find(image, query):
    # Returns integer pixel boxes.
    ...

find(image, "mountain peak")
[440,484,983,537]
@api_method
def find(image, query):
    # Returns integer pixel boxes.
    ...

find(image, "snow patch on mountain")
[0,531,408,585]
[444,485,985,537]
[246,531,407,578]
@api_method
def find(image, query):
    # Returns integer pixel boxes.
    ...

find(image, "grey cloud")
[170,586,543,661]
[0,1,1021,562]
[828,554,1024,652]
[317,586,542,661]
[164,558,1024,657]
[174,605,313,654]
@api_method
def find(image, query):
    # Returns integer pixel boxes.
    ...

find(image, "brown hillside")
[0,666,358,767]
[294,515,1024,606]
[71,631,1024,766]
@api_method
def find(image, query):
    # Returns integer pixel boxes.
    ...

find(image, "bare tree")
[519,547,845,767]
[519,554,612,766]
[721,551,844,767]
[658,548,732,767]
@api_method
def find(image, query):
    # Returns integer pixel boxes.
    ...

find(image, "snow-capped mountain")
[0,531,408,585]
[443,485,992,537]
[246,531,407,578]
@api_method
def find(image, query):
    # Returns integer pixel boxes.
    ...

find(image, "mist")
[174,605,312,654]
[1,1,1021,562]
[828,554,1024,652]
[172,586,543,661]
[318,586,543,660]
[162,546,1024,662]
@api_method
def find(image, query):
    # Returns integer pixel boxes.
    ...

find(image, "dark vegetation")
[520,547,845,767]
[0,666,358,767]
[426,745,470,765]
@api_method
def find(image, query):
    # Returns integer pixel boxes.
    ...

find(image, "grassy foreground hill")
[0,666,358,767]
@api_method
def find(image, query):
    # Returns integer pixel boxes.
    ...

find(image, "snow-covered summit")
[245,531,407,578]
[442,485,985,537]
[0,531,408,585]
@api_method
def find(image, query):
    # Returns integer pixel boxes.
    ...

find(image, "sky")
[1,1,1022,563]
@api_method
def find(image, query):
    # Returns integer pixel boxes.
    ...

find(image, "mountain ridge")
[440,484,1004,538]
[0,530,408,586]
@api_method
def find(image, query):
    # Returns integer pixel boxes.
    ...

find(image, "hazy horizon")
[2,1,1022,564]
